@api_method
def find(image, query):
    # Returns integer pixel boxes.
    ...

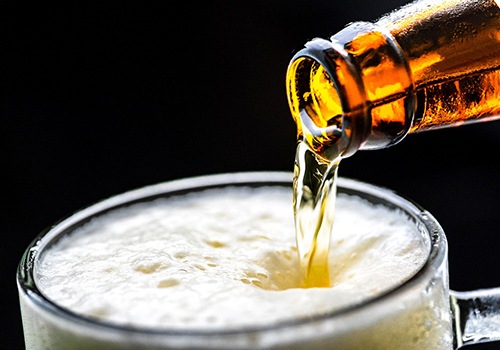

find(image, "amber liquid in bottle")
[287,0,500,287]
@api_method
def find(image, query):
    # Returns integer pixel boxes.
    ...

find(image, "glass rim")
[17,170,447,338]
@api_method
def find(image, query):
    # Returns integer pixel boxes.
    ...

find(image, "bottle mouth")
[286,55,343,159]
[286,22,416,160]
[286,41,369,161]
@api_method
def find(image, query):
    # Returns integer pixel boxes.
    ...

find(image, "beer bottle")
[286,0,500,160]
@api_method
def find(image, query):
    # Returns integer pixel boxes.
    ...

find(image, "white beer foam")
[36,186,427,330]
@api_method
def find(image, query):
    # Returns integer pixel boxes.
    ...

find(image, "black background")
[2,1,499,349]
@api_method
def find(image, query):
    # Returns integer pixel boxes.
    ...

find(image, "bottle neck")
[286,22,415,160]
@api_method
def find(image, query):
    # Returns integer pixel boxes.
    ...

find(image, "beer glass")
[17,172,500,349]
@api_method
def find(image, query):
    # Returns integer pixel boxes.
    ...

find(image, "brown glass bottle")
[286,0,500,161]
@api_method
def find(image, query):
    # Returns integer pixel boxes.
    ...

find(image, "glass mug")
[17,171,500,349]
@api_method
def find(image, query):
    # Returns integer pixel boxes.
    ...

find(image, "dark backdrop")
[2,1,499,349]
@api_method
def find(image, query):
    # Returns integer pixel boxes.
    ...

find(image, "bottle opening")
[286,56,344,161]
[287,23,418,157]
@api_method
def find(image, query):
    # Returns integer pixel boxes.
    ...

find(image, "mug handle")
[451,288,500,348]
